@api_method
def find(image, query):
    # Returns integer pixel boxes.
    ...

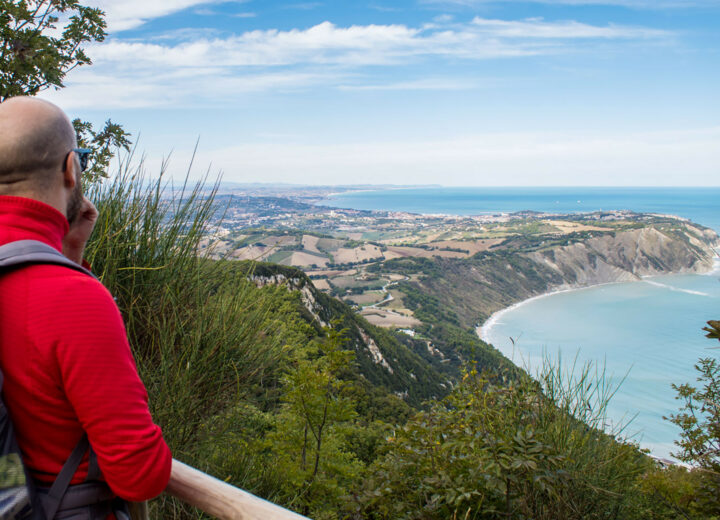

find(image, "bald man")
[0,97,171,518]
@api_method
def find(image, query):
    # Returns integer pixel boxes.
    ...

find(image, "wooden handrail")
[164,459,311,520]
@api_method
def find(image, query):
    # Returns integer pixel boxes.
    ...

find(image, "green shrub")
[635,464,719,520]
[358,360,653,520]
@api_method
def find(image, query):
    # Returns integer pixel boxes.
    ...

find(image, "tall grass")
[526,355,651,519]
[84,153,290,516]
[537,352,633,436]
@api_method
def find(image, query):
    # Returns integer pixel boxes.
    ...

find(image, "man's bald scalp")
[0,97,76,191]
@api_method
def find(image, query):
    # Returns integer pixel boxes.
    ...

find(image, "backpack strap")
[86,448,102,482]
[0,240,94,278]
[0,240,101,518]
[41,435,91,520]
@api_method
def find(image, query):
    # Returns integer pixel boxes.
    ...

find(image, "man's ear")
[62,151,78,189]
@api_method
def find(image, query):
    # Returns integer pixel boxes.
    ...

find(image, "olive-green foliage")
[266,327,363,518]
[74,118,132,183]
[636,465,720,520]
[665,321,720,517]
[0,0,105,100]
[398,281,518,379]
[201,327,370,520]
[704,320,720,342]
[670,357,720,477]
[358,361,653,520]
[532,357,652,519]
[84,158,296,517]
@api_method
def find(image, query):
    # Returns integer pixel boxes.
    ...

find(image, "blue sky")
[41,0,720,186]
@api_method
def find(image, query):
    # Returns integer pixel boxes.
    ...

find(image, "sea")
[325,187,720,459]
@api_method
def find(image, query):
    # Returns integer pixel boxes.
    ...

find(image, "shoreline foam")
[479,252,720,348]
[477,262,720,461]
[478,281,626,344]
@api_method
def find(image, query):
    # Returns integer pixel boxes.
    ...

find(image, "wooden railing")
[134,459,311,520]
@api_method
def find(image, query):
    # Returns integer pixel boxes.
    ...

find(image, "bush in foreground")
[356,362,655,520]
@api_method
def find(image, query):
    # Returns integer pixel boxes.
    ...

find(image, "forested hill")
[208,219,719,519]
[370,220,718,330]
[237,261,516,407]
[221,218,717,412]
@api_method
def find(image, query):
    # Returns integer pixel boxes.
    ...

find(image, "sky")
[40,0,720,186]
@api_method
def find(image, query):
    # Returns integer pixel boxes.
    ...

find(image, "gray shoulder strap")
[0,240,94,278]
[41,434,90,520]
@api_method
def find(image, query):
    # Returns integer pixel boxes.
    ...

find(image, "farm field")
[209,196,665,335]
[361,308,422,328]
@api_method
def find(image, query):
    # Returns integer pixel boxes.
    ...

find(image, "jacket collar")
[0,195,69,252]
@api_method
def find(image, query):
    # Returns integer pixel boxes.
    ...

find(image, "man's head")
[0,97,83,222]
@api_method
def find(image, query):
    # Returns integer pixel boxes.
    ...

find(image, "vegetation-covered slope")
[229,260,454,406]
[85,167,719,519]
[371,222,718,329]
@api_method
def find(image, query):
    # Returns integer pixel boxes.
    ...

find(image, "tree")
[267,326,363,518]
[73,117,130,183]
[0,1,130,182]
[703,320,720,342]
[668,321,720,515]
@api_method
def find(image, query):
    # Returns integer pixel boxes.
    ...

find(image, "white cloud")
[338,78,488,90]
[470,17,670,39]
[90,0,249,31]
[43,17,671,108]
[40,68,345,109]
[422,0,720,8]
[89,17,667,67]
[87,18,669,71]
[161,127,720,186]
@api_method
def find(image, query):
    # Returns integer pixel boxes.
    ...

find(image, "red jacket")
[0,195,171,502]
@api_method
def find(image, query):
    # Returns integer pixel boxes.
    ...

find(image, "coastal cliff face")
[529,226,717,286]
[411,222,718,329]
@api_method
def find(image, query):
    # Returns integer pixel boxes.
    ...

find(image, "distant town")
[200,186,696,331]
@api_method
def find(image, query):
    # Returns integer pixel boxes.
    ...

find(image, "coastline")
[315,188,720,234]
[476,254,720,461]
[477,281,623,344]
[324,186,427,200]
[478,253,720,346]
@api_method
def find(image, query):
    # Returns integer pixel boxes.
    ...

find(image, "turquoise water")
[326,187,720,233]
[481,268,720,459]
[327,186,720,459]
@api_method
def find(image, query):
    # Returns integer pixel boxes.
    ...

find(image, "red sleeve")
[52,275,172,501]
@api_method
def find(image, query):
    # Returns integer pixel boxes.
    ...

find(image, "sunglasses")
[65,148,92,173]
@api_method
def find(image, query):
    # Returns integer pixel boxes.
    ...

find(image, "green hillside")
[85,170,719,519]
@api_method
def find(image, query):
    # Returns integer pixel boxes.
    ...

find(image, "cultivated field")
[346,291,387,306]
[333,245,384,263]
[312,278,332,291]
[285,252,330,267]
[301,235,321,253]
[232,245,272,261]
[360,308,422,328]
[385,246,467,259]
[545,220,609,234]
